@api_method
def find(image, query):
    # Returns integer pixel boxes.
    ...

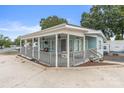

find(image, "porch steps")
[90,49,103,61]
[88,49,103,63]
[75,49,103,66]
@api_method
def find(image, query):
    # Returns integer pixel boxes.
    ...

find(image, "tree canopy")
[80,5,124,40]
[40,16,68,30]
[0,34,12,48]
[14,36,21,46]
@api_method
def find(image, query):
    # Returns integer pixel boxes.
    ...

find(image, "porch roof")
[20,23,107,41]
[85,30,107,41]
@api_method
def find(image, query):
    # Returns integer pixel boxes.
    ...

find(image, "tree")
[80,5,124,40]
[40,16,68,30]
[115,32,123,40]
[120,6,124,16]
[3,37,12,47]
[14,36,20,46]
[0,34,4,48]
[119,6,124,39]
[0,34,12,48]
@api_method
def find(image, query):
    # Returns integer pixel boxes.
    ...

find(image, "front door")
[61,39,66,51]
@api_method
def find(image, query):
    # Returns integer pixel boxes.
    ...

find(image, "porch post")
[32,38,34,58]
[55,34,58,67]
[20,39,22,54]
[38,37,40,60]
[24,39,27,56]
[67,34,70,67]
[83,35,85,61]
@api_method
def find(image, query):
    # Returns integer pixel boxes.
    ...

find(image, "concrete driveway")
[0,55,124,88]
[104,55,124,62]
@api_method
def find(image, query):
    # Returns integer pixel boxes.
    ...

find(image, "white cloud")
[0,20,40,40]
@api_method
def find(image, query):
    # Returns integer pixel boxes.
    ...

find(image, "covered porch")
[20,24,100,67]
[20,35,98,67]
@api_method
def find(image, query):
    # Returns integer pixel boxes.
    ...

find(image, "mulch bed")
[78,62,117,67]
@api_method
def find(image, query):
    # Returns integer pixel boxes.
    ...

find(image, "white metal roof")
[20,23,107,41]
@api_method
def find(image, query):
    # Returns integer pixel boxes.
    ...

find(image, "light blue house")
[20,23,107,67]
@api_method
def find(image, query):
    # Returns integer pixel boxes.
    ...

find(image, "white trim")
[24,40,27,56]
[32,38,34,58]
[20,39,22,54]
[86,31,107,42]
[55,34,58,67]
[65,25,88,31]
[20,24,88,39]
[38,37,40,60]
[67,34,70,67]
[83,35,85,61]
[21,29,85,40]
[20,24,107,43]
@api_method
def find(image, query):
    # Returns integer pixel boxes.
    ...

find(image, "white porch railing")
[26,46,32,58]
[70,51,84,66]
[20,46,103,67]
[34,46,38,59]
[39,51,56,66]
[20,46,25,55]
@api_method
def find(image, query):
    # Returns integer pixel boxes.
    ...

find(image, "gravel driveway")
[0,55,124,88]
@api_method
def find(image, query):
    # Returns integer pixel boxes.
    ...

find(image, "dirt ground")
[0,55,124,88]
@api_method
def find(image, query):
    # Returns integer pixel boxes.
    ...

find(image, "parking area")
[104,55,124,62]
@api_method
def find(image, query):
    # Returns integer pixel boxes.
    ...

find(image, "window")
[74,39,80,51]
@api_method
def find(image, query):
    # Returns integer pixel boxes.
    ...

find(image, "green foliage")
[115,33,123,40]
[40,16,68,30]
[14,37,20,46]
[0,34,4,48]
[120,6,124,16]
[80,5,124,40]
[0,34,12,48]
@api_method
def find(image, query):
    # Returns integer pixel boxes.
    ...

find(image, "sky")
[0,5,91,40]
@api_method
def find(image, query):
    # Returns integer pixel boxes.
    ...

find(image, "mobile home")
[20,23,107,67]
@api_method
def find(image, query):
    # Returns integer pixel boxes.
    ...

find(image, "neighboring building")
[20,23,107,67]
[103,40,124,54]
[103,43,110,53]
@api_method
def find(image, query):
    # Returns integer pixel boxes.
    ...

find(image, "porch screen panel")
[26,45,32,58]
[34,38,38,59]
[39,36,56,66]
[58,34,67,67]
[50,39,56,66]
[39,37,50,65]
[21,46,25,55]
[69,36,84,66]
